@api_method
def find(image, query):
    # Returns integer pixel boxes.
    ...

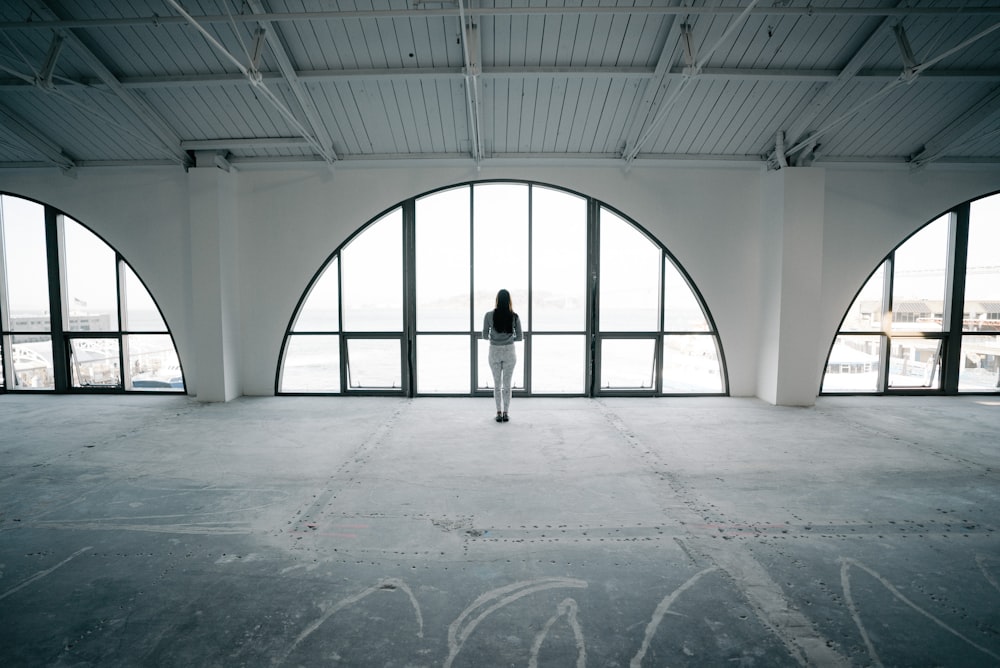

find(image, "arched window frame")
[277,180,728,398]
[0,193,185,394]
[822,190,1000,395]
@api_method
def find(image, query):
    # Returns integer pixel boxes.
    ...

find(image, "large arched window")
[278,181,725,397]
[823,191,1000,394]
[0,193,184,393]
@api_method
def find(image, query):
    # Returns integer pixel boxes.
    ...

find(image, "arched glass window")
[0,193,184,393]
[278,181,726,397]
[823,191,1000,394]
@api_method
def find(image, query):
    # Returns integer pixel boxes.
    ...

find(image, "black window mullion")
[46,208,69,392]
[655,250,665,395]
[525,185,533,394]
[880,257,895,391]
[117,256,128,389]
[469,186,477,393]
[943,205,970,393]
[586,199,600,397]
[403,199,416,397]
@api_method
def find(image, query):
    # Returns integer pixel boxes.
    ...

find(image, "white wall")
[236,164,764,396]
[2,162,998,403]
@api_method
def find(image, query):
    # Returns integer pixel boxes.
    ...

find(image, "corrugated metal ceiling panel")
[0,1,998,167]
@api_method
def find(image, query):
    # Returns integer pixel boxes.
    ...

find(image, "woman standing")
[482,289,523,422]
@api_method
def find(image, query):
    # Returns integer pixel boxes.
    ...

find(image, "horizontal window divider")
[595,332,661,338]
[887,332,949,339]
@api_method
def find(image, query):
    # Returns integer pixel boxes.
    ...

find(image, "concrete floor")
[0,394,998,667]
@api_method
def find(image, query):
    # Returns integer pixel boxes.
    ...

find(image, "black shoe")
[495,414,503,422]
[502,413,509,422]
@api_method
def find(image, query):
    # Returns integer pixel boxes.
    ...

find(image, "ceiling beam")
[181,138,310,150]
[164,0,337,166]
[782,17,1000,161]
[771,2,902,167]
[0,101,76,170]
[3,5,1000,31]
[22,0,189,167]
[620,0,685,162]
[3,67,999,91]
[624,0,763,164]
[245,0,338,162]
[909,85,1000,169]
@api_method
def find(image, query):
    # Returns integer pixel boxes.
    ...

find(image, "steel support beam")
[770,1,902,168]
[624,0,762,164]
[245,0,338,162]
[782,17,1000,161]
[0,101,76,170]
[24,0,189,167]
[3,67,1000,91]
[909,85,1000,168]
[620,0,685,163]
[3,5,1000,31]
[165,0,336,166]
[181,137,311,150]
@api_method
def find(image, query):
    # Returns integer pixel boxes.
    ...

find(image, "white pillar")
[188,159,241,401]
[757,167,825,406]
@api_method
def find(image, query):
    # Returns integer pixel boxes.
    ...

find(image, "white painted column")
[757,167,825,406]
[188,158,241,401]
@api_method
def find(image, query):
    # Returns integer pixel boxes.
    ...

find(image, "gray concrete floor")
[1,394,998,667]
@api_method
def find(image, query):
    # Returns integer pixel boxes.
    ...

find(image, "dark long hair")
[493,289,514,333]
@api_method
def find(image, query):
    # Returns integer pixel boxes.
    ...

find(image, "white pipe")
[457,0,481,164]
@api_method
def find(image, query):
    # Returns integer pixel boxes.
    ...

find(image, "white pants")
[488,344,516,412]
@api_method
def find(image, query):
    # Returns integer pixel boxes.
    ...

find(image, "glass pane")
[887,337,942,389]
[599,338,655,390]
[11,335,54,389]
[280,334,340,393]
[965,194,1000,334]
[346,338,401,390]
[2,196,50,331]
[473,184,529,332]
[600,209,660,332]
[342,210,402,331]
[417,335,470,393]
[531,335,585,394]
[126,334,184,391]
[416,187,470,331]
[663,258,709,332]
[958,335,1000,392]
[69,338,122,388]
[823,335,883,392]
[293,258,339,332]
[891,215,949,333]
[123,263,167,332]
[532,187,586,331]
[477,339,524,390]
[841,263,886,332]
[0,344,4,388]
[63,218,118,332]
[662,335,722,392]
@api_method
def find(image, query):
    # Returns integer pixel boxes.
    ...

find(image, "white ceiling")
[1,1,999,171]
